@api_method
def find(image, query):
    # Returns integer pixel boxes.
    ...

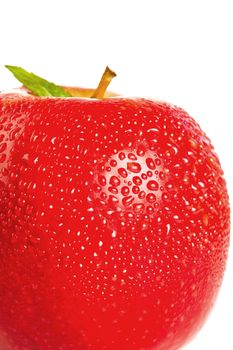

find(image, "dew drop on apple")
[0,142,7,153]
[159,171,165,180]
[165,182,173,190]
[122,196,134,206]
[121,186,130,196]
[0,167,8,176]
[110,159,117,167]
[128,153,137,160]
[146,205,154,214]
[132,186,140,194]
[109,195,119,204]
[126,162,141,174]
[138,191,146,199]
[9,127,21,141]
[29,235,41,244]
[136,145,146,156]
[125,212,135,220]
[146,193,156,203]
[141,222,149,230]
[17,197,26,207]
[118,152,126,160]
[109,176,121,187]
[100,192,107,200]
[133,176,142,186]
[108,186,118,194]
[4,122,13,132]
[147,171,153,177]
[142,214,150,222]
[0,154,6,163]
[146,157,156,170]
[162,192,169,201]
[147,180,159,191]
[118,168,128,178]
[93,184,101,193]
[98,175,107,186]
[155,158,162,166]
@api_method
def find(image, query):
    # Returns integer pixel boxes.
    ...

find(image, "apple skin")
[0,90,230,350]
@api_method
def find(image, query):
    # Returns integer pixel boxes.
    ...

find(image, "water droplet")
[0,167,8,176]
[146,205,154,214]
[133,203,145,212]
[146,158,155,170]
[133,176,142,185]
[136,145,146,156]
[128,153,137,160]
[109,195,119,204]
[108,186,118,194]
[132,186,140,194]
[166,224,171,235]
[100,192,107,200]
[146,193,156,203]
[17,197,26,207]
[125,212,135,220]
[110,176,121,186]
[147,180,159,191]
[122,196,134,206]
[141,222,148,230]
[141,173,147,180]
[0,154,6,163]
[4,123,13,131]
[29,236,41,244]
[147,171,153,177]
[0,142,7,153]
[93,184,101,192]
[159,171,165,180]
[9,127,21,141]
[127,162,141,173]
[138,191,146,199]
[162,193,169,201]
[165,182,173,190]
[155,159,161,166]
[118,168,128,178]
[107,209,114,215]
[142,214,150,222]
[98,175,106,186]
[121,186,130,196]
[112,230,117,238]
[110,159,117,167]
[118,152,126,160]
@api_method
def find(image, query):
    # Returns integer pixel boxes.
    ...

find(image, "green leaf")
[5,65,71,97]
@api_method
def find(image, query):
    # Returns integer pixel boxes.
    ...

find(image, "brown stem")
[91,66,116,99]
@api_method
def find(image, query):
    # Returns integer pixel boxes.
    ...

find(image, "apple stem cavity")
[91,66,116,99]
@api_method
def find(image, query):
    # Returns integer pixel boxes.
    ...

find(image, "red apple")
[0,66,230,350]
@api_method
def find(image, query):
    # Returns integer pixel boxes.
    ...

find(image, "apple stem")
[91,66,116,99]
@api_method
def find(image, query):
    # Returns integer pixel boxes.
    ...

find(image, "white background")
[0,0,232,349]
